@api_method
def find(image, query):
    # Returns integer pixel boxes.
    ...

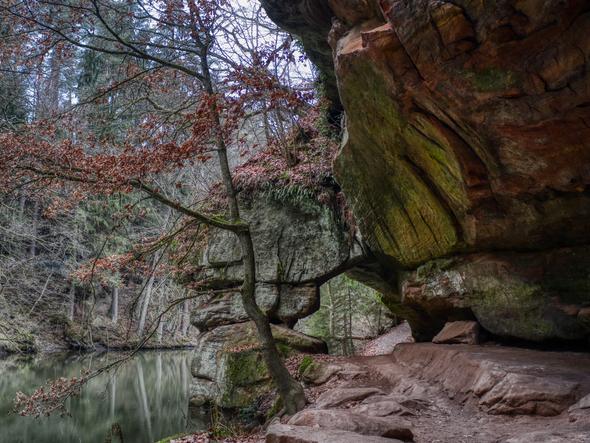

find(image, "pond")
[0,350,207,443]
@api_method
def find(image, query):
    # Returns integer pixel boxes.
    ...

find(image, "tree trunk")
[157,320,164,344]
[110,286,119,324]
[237,231,306,415]
[181,298,190,336]
[29,200,39,258]
[326,282,335,339]
[193,33,306,414]
[138,255,158,336]
[68,283,75,321]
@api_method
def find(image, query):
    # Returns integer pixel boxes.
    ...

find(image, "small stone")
[432,321,480,345]
[569,393,590,412]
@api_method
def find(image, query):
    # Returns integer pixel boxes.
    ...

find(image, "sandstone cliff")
[260,0,590,342]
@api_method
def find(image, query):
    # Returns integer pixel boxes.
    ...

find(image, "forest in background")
[0,0,389,357]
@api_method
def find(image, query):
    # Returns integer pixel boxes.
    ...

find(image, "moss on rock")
[334,57,461,268]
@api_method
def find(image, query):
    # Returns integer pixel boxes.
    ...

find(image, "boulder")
[432,321,479,345]
[190,322,326,408]
[190,284,279,332]
[266,423,403,443]
[200,196,353,286]
[192,192,362,331]
[288,409,414,440]
[361,321,415,356]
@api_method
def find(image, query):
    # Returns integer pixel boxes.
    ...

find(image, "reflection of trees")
[0,351,198,443]
[135,358,153,442]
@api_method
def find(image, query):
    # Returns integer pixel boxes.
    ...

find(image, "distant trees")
[0,0,320,414]
[299,275,394,355]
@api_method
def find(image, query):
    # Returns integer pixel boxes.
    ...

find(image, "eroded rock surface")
[393,343,590,416]
[266,423,403,443]
[361,321,415,356]
[260,0,590,342]
[288,409,414,440]
[268,343,590,442]
[192,193,363,330]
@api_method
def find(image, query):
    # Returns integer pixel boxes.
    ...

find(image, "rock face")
[192,193,360,330]
[190,321,326,408]
[189,192,361,408]
[260,0,590,342]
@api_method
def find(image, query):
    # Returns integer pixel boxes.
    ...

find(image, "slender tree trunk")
[68,283,75,321]
[326,282,335,339]
[346,286,354,355]
[29,200,39,258]
[138,255,158,336]
[191,22,306,414]
[110,286,119,324]
[157,320,164,344]
[181,298,190,336]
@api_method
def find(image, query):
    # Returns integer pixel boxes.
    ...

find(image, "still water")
[0,350,206,443]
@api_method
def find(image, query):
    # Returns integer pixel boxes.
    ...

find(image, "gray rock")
[201,196,353,285]
[288,409,414,440]
[190,322,327,408]
[191,284,279,331]
[191,193,363,334]
[266,423,403,443]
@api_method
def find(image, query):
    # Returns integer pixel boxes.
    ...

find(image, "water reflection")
[0,350,206,443]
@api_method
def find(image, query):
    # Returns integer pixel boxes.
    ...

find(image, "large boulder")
[402,247,590,340]
[190,322,327,408]
[192,192,362,330]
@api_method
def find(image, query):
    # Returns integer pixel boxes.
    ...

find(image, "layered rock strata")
[260,0,590,342]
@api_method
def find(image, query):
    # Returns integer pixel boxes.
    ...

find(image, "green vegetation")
[297,275,393,355]
[462,67,521,92]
